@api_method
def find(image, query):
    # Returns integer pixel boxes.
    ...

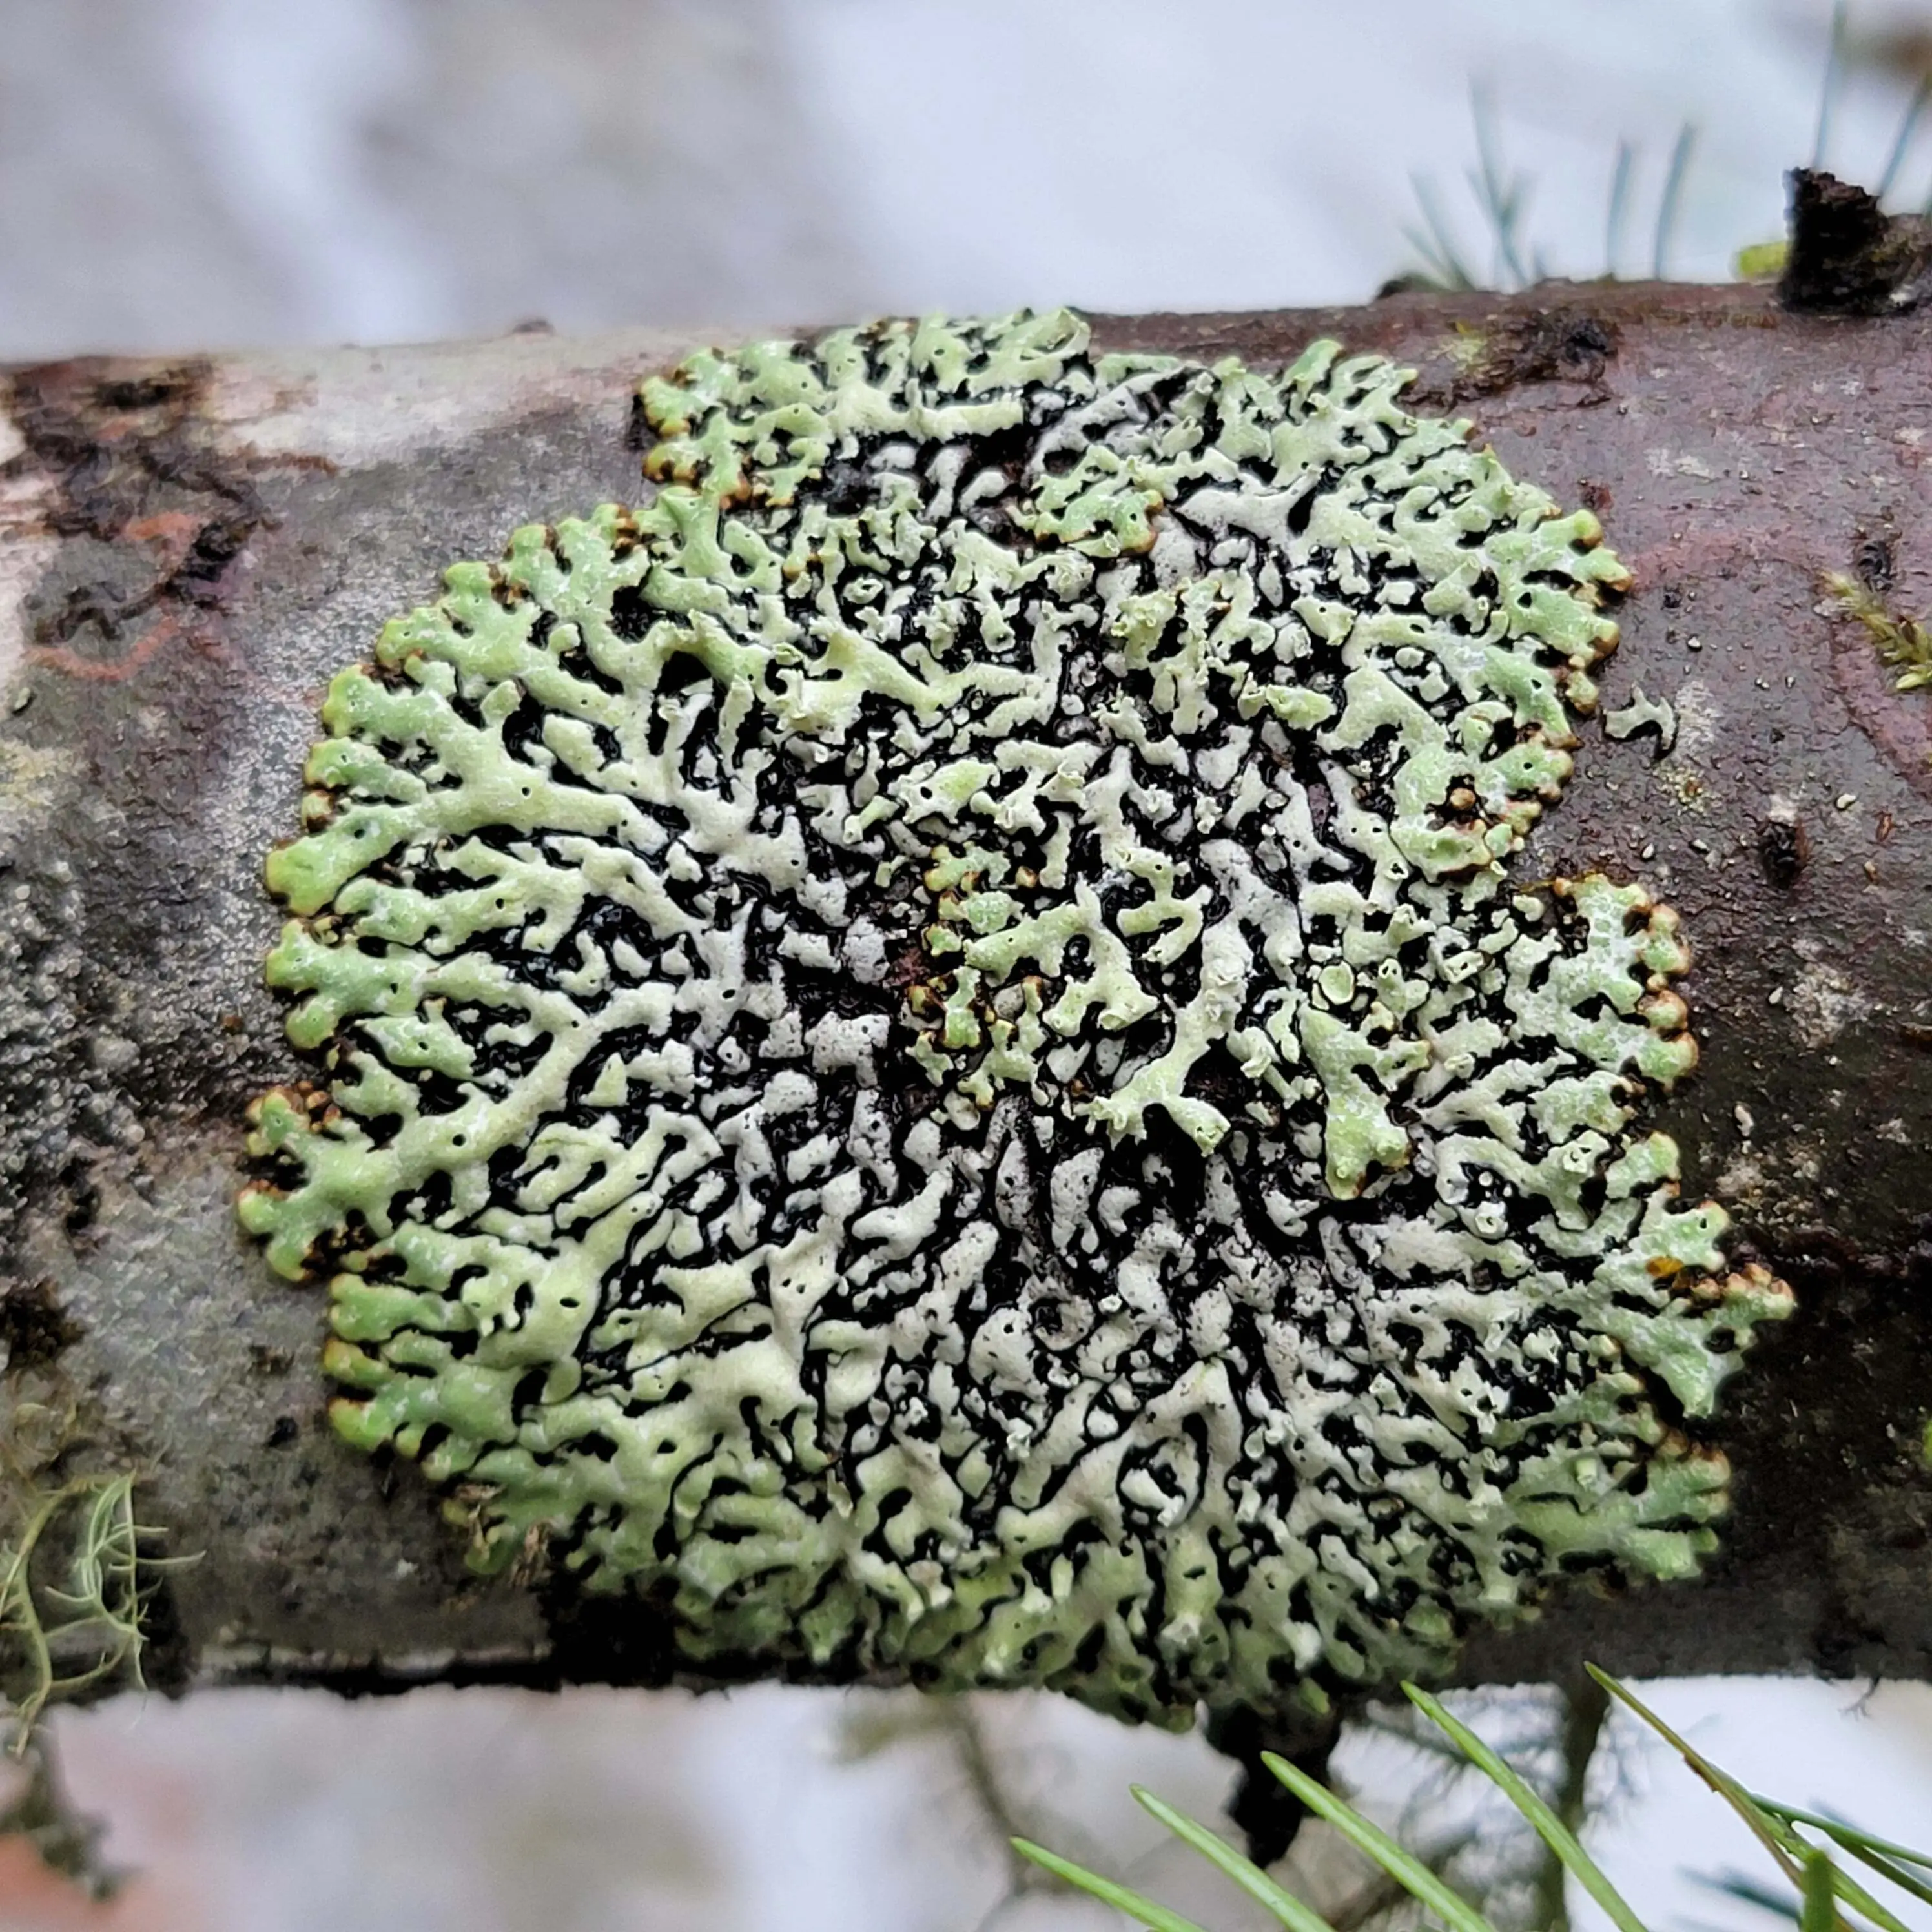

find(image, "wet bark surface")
[1,284,1928,1700]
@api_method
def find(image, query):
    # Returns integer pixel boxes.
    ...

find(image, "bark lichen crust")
[240,309,1791,1723]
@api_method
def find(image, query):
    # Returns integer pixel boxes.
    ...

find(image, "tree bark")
[0,282,1928,1701]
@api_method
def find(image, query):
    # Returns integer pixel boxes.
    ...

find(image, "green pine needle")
[1011,1836,1211,1932]
[1260,1751,1496,1932]
[1801,1849,1839,1932]
[1756,1800,1932,1878]
[1016,1666,1932,1932]
[1401,1683,1647,1932]
[1130,1788,1335,1932]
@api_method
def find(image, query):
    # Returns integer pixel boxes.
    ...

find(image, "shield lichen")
[242,310,1790,1724]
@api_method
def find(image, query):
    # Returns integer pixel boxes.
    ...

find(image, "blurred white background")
[4,0,1930,355]
[3,1,1929,1927]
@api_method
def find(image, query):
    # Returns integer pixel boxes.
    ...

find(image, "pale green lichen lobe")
[243,311,1790,1722]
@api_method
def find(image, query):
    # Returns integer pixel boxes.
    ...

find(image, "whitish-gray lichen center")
[242,311,1790,1725]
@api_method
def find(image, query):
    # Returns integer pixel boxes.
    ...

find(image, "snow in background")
[0,3,1927,1927]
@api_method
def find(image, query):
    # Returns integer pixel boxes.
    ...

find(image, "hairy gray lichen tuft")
[242,311,1790,1723]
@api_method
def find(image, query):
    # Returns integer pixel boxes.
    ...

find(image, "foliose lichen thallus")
[242,310,1792,1726]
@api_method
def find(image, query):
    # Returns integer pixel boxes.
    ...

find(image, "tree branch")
[0,284,1927,1703]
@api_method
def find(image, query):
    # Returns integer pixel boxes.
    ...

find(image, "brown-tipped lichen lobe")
[241,310,1789,1723]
